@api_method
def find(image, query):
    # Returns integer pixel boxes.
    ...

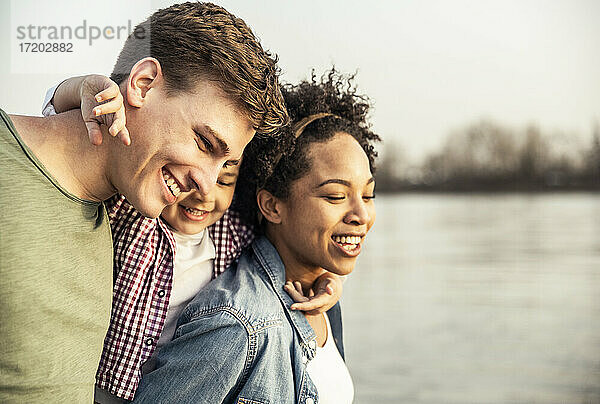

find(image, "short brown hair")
[111,2,288,136]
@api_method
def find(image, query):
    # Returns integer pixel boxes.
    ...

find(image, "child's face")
[160,161,241,235]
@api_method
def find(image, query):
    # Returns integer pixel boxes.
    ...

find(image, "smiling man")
[0,3,287,402]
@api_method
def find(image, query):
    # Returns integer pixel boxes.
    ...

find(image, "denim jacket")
[132,236,344,404]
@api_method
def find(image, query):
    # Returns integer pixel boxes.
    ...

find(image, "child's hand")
[284,273,343,315]
[79,75,130,146]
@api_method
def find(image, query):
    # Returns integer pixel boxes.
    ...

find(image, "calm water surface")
[344,193,600,404]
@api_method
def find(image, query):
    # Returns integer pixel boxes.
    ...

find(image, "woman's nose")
[344,198,371,226]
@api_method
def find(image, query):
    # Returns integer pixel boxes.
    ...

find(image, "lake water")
[343,193,600,404]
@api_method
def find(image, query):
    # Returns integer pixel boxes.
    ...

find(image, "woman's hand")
[79,75,130,146]
[284,273,343,315]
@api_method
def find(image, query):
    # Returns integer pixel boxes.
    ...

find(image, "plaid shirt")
[97,194,255,400]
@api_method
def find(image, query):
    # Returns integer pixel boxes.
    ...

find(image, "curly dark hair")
[232,68,381,226]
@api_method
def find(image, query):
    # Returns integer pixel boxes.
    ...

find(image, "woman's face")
[274,132,376,276]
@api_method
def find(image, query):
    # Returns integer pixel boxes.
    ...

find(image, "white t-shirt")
[306,313,354,404]
[142,228,216,374]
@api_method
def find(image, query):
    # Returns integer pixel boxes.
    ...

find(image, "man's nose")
[189,164,220,198]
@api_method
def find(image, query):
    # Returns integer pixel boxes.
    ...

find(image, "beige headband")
[292,113,340,138]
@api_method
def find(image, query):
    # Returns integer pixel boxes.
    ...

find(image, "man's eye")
[195,134,213,152]
[325,196,345,201]
[363,194,376,201]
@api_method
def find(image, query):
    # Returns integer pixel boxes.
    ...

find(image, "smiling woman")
[261,131,376,279]
[132,69,381,404]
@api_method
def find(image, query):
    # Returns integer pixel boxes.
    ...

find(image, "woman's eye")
[325,196,345,201]
[363,195,376,201]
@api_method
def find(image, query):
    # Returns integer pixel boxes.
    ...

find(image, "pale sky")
[1,0,598,162]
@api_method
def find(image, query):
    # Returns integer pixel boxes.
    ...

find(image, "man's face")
[109,80,254,218]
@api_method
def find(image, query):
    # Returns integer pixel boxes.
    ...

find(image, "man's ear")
[125,57,163,108]
[257,189,283,224]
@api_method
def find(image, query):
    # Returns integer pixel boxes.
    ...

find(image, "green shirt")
[0,110,113,403]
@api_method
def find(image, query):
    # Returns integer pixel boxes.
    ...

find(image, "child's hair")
[231,68,381,227]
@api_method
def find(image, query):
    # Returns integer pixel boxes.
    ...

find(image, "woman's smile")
[331,234,365,257]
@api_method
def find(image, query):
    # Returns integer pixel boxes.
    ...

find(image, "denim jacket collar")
[252,236,318,360]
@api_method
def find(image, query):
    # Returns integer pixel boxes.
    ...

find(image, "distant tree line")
[376,120,600,192]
